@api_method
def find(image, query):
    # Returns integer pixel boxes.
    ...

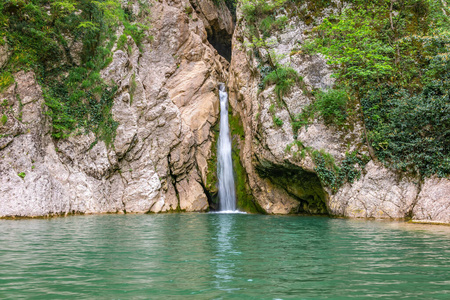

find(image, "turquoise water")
[0,214,449,299]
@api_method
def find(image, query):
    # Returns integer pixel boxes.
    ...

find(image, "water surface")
[0,214,449,299]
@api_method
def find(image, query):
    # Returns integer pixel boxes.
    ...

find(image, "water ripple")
[0,214,449,299]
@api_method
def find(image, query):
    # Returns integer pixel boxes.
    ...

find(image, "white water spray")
[218,84,237,212]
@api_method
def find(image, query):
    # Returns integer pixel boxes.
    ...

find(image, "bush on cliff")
[303,0,450,177]
[0,0,149,144]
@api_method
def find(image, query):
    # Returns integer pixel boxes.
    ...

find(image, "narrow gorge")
[0,0,448,224]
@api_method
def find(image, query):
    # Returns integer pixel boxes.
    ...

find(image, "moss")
[228,110,245,139]
[228,108,265,214]
[255,161,328,215]
[232,146,265,214]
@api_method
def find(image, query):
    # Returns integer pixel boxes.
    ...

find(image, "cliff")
[227,0,450,223]
[0,0,233,216]
[0,0,448,223]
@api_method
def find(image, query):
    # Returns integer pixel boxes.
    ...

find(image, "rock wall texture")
[0,0,232,217]
[227,6,450,223]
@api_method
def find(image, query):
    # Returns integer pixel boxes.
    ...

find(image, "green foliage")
[292,102,315,134]
[313,150,369,193]
[242,0,302,106]
[304,0,450,177]
[362,80,450,177]
[241,0,279,23]
[257,65,273,89]
[228,108,264,213]
[291,88,349,134]
[123,21,148,50]
[304,8,394,86]
[0,0,151,144]
[315,88,348,126]
[116,34,127,50]
[285,140,304,153]
[273,116,283,127]
[268,103,283,127]
[259,15,288,37]
[0,72,14,92]
[212,0,237,18]
[304,0,449,90]
[17,172,26,179]
[229,110,245,139]
[1,114,7,125]
[263,66,301,100]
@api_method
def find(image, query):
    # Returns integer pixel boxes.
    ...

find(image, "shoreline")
[1,211,449,226]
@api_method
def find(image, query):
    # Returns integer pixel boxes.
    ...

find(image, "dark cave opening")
[188,0,233,62]
[207,29,232,62]
[255,161,329,215]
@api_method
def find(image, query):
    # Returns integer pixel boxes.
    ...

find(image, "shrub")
[0,72,14,93]
[304,0,450,178]
[362,81,450,177]
[315,88,348,126]
[1,114,7,125]
[263,67,301,100]
[313,150,369,193]
[273,116,283,127]
[0,0,152,145]
[292,102,315,134]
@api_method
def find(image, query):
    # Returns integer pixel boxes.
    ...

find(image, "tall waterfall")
[218,84,237,211]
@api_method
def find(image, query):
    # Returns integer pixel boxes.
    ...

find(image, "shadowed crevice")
[255,160,329,215]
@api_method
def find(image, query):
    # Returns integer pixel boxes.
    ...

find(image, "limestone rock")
[0,0,233,217]
[177,172,209,211]
[413,177,450,224]
[227,5,449,223]
[190,0,234,36]
[329,161,419,219]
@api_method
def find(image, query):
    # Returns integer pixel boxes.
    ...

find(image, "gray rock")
[227,4,449,223]
[0,0,232,217]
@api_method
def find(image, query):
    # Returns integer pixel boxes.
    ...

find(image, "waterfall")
[217,84,237,212]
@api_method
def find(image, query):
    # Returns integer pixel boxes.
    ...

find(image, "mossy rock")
[229,108,265,214]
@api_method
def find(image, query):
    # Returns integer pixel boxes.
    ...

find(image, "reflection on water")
[212,214,237,291]
[0,214,449,299]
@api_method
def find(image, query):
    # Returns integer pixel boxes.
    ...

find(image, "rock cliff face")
[227,7,450,223]
[0,0,448,224]
[0,0,232,217]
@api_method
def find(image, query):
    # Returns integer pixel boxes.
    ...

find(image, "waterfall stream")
[218,84,237,212]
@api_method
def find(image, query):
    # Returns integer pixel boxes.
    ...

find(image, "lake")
[0,214,449,299]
